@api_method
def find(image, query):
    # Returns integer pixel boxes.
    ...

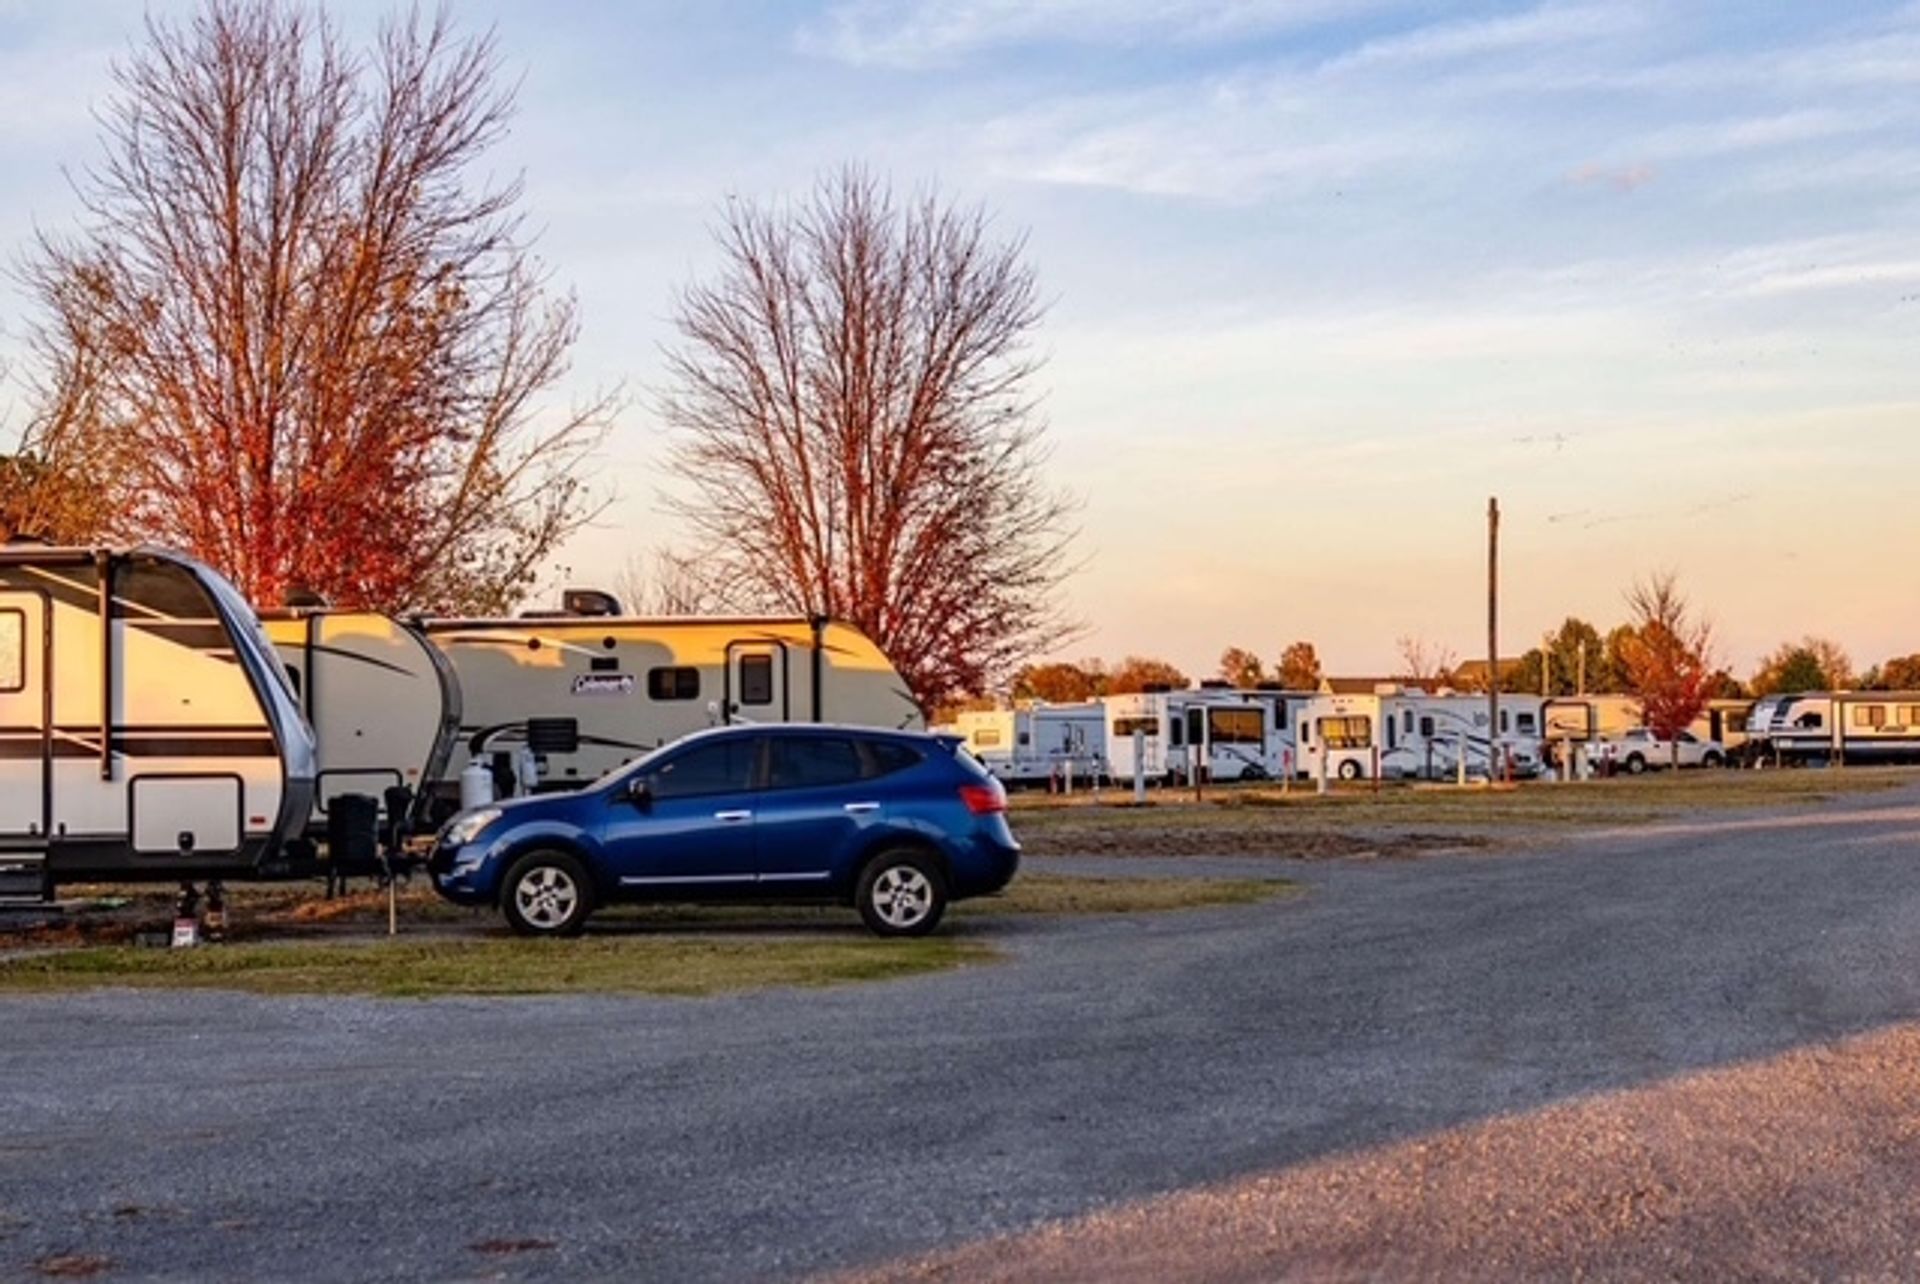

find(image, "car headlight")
[440,807,502,847]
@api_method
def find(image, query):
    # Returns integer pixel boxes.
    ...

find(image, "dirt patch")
[470,1237,557,1256]
[1017,815,1487,859]
[32,1254,113,1279]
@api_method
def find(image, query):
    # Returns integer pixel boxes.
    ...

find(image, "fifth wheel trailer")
[422,603,923,803]
[263,610,461,835]
[0,545,315,899]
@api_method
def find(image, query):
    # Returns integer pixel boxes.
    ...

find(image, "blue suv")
[429,725,1019,937]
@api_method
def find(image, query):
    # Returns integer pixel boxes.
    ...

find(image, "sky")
[2,0,1918,681]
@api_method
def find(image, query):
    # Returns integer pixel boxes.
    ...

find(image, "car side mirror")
[625,778,653,809]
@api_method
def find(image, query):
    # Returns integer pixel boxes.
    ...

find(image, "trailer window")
[974,728,1002,747]
[1517,712,1537,733]
[1402,711,1413,735]
[1318,716,1371,750]
[0,610,21,693]
[1208,708,1264,745]
[647,666,700,701]
[1419,716,1435,738]
[1903,706,1920,726]
[1112,717,1157,738]
[739,654,774,705]
[1854,705,1887,729]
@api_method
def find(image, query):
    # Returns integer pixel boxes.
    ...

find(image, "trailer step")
[0,856,51,905]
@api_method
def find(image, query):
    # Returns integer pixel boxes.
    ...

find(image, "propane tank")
[460,760,495,811]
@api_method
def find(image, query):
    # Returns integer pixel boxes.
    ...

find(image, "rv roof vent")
[1198,679,1231,690]
[1254,681,1283,691]
[1142,682,1172,695]
[562,588,622,617]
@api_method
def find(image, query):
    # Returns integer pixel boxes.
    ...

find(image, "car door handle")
[843,802,879,815]
[713,810,753,822]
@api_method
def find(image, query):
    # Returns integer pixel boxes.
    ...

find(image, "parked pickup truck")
[1597,727,1727,773]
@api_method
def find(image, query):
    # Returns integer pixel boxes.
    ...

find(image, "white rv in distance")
[423,596,923,800]
[1103,688,1275,784]
[950,703,1107,788]
[263,610,462,834]
[1297,687,1544,781]
[1771,692,1920,765]
[0,545,315,901]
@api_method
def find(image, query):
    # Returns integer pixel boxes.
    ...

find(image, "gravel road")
[4,785,1920,1281]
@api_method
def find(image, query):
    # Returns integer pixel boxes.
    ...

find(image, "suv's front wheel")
[501,850,593,937]
[856,850,948,937]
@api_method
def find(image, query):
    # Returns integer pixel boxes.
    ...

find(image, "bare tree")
[1621,572,1716,766]
[1396,635,1458,687]
[614,549,730,616]
[661,166,1077,708]
[16,0,610,613]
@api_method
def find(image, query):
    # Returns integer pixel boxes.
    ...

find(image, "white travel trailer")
[423,599,922,800]
[263,610,462,834]
[1297,687,1544,781]
[951,703,1106,787]
[1772,692,1920,765]
[1102,689,1274,784]
[0,545,315,900]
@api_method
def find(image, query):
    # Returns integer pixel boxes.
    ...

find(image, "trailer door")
[0,592,49,838]
[728,642,788,722]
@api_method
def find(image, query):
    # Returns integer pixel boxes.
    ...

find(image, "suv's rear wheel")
[501,850,593,937]
[856,850,948,937]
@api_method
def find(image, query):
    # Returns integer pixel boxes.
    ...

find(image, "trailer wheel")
[1337,758,1364,782]
[501,850,593,937]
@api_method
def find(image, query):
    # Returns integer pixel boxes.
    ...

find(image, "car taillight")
[959,783,1006,815]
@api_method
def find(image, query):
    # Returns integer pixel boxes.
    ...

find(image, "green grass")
[0,934,992,998]
[0,875,1290,996]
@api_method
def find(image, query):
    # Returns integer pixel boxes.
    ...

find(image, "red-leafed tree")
[1013,662,1100,704]
[1218,646,1265,688]
[1619,572,1716,765]
[1103,655,1188,694]
[16,1,609,613]
[662,166,1078,708]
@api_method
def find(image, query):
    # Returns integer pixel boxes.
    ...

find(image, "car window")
[862,740,923,779]
[649,738,757,800]
[767,736,864,790]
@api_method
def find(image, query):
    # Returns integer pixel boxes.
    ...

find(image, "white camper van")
[952,703,1106,787]
[1102,689,1274,784]
[1297,687,1544,781]
[264,610,461,834]
[424,599,922,800]
[0,545,315,900]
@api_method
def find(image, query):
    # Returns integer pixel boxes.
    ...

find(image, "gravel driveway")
[4,785,1919,1281]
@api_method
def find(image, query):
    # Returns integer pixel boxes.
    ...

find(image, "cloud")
[796,0,1403,68]
[1322,2,1644,72]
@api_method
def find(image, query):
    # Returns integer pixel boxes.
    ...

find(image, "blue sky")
[3,1,1919,678]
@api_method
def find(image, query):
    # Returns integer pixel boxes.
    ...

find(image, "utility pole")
[1487,497,1500,751]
